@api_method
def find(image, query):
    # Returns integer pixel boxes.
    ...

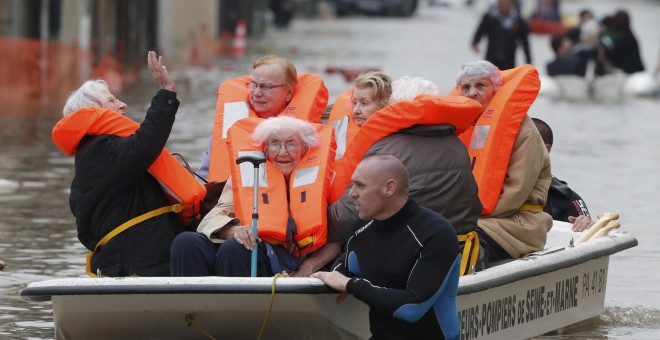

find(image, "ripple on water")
[599,306,660,330]
[15,321,55,328]
[0,307,29,312]
[537,306,660,339]
[21,182,47,188]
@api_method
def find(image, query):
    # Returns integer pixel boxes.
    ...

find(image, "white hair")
[455,60,503,90]
[389,76,441,104]
[251,116,319,149]
[62,80,110,116]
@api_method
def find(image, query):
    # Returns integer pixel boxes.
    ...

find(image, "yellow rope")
[257,272,289,340]
[184,314,216,340]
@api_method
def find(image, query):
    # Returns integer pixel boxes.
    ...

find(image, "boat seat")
[393,255,461,340]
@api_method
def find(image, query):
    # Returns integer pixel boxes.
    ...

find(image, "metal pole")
[236,154,267,277]
[250,165,259,277]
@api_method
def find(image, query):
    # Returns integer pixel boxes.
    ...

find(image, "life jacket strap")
[519,204,543,212]
[295,235,315,249]
[261,235,316,257]
[457,231,480,276]
[85,203,188,278]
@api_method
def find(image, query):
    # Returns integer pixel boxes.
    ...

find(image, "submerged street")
[1,0,659,338]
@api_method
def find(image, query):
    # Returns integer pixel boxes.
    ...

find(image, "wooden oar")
[576,212,619,244]
[588,220,621,240]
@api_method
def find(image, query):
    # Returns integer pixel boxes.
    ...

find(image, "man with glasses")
[197,55,328,184]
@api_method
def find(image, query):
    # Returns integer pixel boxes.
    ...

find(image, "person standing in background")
[471,0,532,70]
[601,9,645,74]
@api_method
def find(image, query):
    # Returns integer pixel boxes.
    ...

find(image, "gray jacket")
[328,123,483,242]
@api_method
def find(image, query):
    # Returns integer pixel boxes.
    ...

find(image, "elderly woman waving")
[171,116,335,277]
[52,52,205,277]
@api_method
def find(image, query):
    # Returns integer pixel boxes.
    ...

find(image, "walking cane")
[236,154,267,277]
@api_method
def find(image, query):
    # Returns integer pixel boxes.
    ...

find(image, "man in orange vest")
[456,60,552,268]
[197,55,297,180]
[197,55,327,183]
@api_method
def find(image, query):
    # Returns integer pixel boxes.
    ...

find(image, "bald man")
[312,155,460,340]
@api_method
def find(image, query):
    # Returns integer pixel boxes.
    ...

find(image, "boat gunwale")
[20,279,335,301]
[458,231,638,295]
[20,232,638,302]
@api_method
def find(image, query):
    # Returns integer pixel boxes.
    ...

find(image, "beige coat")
[478,115,553,258]
[197,179,242,243]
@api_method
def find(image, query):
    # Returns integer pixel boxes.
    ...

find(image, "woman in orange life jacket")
[456,60,552,268]
[350,71,393,127]
[293,71,393,278]
[170,116,332,277]
[61,52,185,277]
[328,71,392,164]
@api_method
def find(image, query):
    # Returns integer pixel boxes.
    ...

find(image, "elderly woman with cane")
[171,116,335,277]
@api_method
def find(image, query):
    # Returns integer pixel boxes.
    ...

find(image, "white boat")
[21,219,637,340]
[539,71,659,101]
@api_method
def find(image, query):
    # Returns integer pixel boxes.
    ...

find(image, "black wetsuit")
[334,200,459,340]
[544,176,591,222]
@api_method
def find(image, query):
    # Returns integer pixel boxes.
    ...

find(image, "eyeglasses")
[458,81,492,95]
[247,81,285,92]
[267,141,300,153]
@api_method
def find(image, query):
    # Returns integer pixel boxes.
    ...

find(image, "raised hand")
[147,51,175,92]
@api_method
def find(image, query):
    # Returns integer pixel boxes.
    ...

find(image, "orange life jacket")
[327,87,353,123]
[328,87,360,162]
[51,107,206,225]
[453,64,541,215]
[329,94,483,203]
[227,117,336,256]
[208,73,329,182]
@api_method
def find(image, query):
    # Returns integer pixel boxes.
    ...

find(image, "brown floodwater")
[2,0,660,338]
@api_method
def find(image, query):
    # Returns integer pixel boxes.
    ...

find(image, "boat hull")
[50,288,362,339]
[457,256,608,340]
[21,224,637,339]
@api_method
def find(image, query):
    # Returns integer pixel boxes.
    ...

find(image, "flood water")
[1,0,659,338]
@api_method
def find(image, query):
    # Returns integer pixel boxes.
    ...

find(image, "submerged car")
[334,0,418,17]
